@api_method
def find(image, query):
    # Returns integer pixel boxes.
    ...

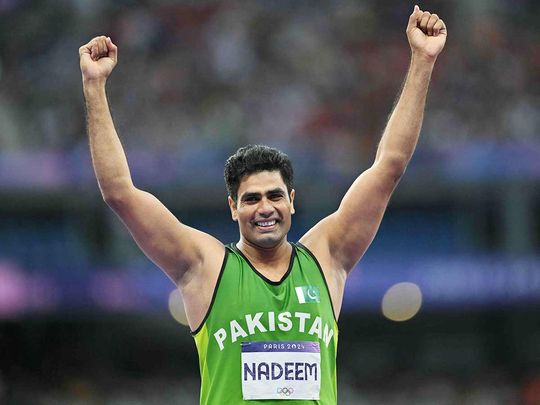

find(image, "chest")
[208,257,334,347]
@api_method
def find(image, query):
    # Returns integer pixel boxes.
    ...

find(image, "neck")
[237,237,291,265]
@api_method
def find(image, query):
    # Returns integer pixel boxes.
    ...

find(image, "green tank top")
[192,242,338,405]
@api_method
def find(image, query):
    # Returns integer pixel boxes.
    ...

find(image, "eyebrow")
[266,188,286,196]
[240,188,286,201]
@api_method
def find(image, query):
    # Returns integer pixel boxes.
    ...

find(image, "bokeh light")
[168,289,188,326]
[382,282,423,322]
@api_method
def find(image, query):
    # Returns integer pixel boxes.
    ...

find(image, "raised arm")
[79,36,224,288]
[300,6,447,310]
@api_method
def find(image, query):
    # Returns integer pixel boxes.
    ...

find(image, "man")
[79,5,446,404]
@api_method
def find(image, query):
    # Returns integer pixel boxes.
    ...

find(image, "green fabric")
[192,242,338,405]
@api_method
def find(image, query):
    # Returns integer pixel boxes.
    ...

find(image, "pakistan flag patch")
[295,286,320,304]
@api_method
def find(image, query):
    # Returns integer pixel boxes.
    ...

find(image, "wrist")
[410,50,438,67]
[82,77,107,94]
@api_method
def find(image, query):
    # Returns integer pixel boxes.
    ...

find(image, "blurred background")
[0,0,539,403]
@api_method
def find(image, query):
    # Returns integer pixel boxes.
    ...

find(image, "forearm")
[375,54,435,172]
[84,80,134,201]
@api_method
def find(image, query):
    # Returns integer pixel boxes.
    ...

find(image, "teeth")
[256,220,276,227]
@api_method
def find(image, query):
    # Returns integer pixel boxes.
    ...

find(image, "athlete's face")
[228,170,295,249]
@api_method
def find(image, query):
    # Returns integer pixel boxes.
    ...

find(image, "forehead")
[238,171,287,195]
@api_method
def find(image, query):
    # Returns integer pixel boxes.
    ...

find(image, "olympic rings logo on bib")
[277,387,294,396]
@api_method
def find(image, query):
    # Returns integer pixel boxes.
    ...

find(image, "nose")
[257,197,274,217]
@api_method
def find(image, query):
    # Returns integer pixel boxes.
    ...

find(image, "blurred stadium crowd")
[0,0,539,404]
[4,372,537,405]
[0,0,538,176]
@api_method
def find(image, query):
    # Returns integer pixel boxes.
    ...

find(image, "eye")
[269,193,284,201]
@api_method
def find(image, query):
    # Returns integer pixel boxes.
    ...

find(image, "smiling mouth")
[254,219,277,228]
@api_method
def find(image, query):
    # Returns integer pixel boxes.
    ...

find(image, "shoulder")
[294,242,321,266]
[180,242,230,332]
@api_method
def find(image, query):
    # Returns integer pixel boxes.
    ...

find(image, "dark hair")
[224,145,294,202]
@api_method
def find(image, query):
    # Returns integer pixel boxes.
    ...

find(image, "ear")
[289,189,296,215]
[228,196,238,221]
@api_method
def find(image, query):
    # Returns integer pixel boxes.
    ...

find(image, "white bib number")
[241,341,321,400]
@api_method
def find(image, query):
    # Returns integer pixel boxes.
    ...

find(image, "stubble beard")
[244,222,289,250]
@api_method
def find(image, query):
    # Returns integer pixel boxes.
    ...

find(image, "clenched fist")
[79,36,118,83]
[406,5,447,60]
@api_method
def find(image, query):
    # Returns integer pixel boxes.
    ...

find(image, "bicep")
[303,162,400,272]
[107,187,223,284]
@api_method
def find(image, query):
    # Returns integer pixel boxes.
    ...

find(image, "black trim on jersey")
[190,248,230,336]
[232,242,296,286]
[296,242,338,322]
